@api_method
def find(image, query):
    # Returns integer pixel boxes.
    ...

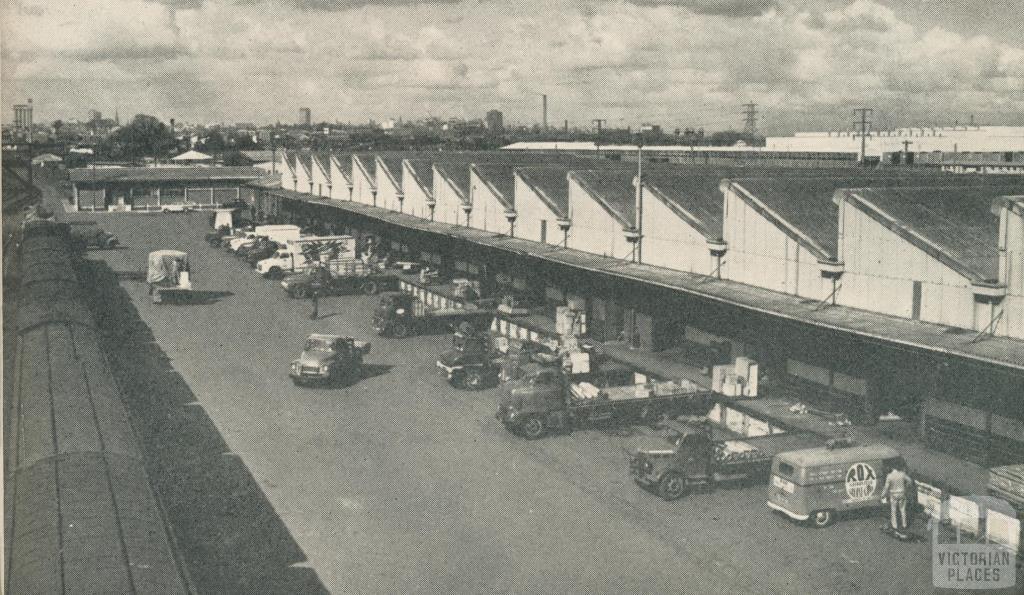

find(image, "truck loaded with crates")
[280,260,397,298]
[256,234,355,279]
[630,421,818,500]
[372,292,497,338]
[496,363,714,439]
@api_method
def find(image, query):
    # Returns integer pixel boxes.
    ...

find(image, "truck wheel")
[267,267,283,280]
[463,369,486,390]
[810,510,834,528]
[292,286,308,299]
[361,281,378,295]
[519,416,546,440]
[658,472,688,501]
[391,323,410,338]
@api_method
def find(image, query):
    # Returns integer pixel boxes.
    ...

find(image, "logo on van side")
[845,462,877,501]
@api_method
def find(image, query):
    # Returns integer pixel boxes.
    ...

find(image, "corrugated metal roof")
[471,164,517,210]
[69,166,265,183]
[732,172,1024,260]
[844,185,1024,282]
[570,169,639,227]
[404,159,434,197]
[515,167,572,217]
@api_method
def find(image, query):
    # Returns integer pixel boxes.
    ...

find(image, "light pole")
[557,217,571,247]
[504,209,517,237]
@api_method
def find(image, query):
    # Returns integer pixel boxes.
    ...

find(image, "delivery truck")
[228,224,301,253]
[280,260,397,298]
[372,292,496,338]
[497,365,714,439]
[256,235,355,279]
[147,250,193,304]
[630,422,819,500]
[435,328,504,390]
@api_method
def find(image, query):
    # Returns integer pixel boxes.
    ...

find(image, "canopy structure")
[171,150,213,161]
[147,250,189,284]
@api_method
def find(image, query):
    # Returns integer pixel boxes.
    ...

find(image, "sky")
[2,0,1023,134]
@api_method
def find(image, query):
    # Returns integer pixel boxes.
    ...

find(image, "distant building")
[13,100,32,130]
[89,109,102,123]
[767,126,1024,157]
[486,110,504,134]
[300,107,312,127]
[639,123,662,135]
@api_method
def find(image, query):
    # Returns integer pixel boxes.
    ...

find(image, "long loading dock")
[257,186,1024,470]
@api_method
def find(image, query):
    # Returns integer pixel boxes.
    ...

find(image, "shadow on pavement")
[360,363,393,381]
[80,259,328,595]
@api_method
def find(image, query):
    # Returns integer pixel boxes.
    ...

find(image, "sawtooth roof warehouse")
[240,144,1024,467]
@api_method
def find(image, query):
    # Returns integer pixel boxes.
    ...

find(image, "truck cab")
[257,247,303,279]
[372,293,416,337]
[631,424,717,500]
[436,329,499,390]
[290,334,371,386]
[496,368,568,438]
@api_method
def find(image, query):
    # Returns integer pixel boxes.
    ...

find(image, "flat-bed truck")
[497,366,714,439]
[630,422,819,500]
[281,261,397,298]
[372,292,496,338]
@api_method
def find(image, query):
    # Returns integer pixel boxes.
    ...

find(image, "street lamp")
[504,209,517,237]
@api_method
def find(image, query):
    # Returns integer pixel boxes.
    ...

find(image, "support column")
[155,187,160,207]
[72,184,80,211]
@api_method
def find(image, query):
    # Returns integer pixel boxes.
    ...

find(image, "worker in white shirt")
[881,460,914,531]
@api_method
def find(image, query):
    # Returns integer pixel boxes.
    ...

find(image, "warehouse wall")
[295,158,313,195]
[999,202,1024,339]
[469,170,511,234]
[432,166,466,226]
[330,156,350,200]
[312,157,331,198]
[722,185,831,300]
[280,154,296,191]
[375,158,404,213]
[640,193,714,274]
[837,199,979,331]
[567,176,632,260]
[513,174,560,245]
[402,161,432,219]
[351,156,376,206]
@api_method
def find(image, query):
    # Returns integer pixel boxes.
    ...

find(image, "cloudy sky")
[2,0,1022,133]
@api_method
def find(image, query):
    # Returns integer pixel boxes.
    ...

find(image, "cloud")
[2,0,1023,130]
[627,0,777,16]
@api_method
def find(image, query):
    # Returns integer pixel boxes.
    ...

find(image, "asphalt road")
[77,211,942,594]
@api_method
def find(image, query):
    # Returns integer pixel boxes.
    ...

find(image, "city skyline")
[2,0,1023,134]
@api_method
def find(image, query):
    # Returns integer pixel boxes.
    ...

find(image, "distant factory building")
[299,107,312,127]
[767,126,1024,157]
[13,100,32,130]
[69,166,265,211]
[486,110,504,134]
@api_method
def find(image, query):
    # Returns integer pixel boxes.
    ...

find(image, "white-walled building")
[279,151,296,191]
[836,186,1024,340]
[767,126,1024,157]
[469,164,517,235]
[514,167,572,246]
[433,159,471,226]
[402,160,434,220]
[311,153,332,198]
[639,171,730,276]
[375,155,405,213]
[567,170,638,260]
[295,154,314,196]
[329,154,352,200]
[351,154,377,206]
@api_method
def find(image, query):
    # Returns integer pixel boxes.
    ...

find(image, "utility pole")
[742,103,758,136]
[853,108,873,165]
[632,139,644,264]
[542,94,548,131]
[592,118,606,157]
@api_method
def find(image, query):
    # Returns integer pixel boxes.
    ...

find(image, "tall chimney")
[542,94,548,130]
